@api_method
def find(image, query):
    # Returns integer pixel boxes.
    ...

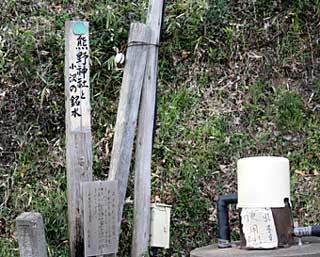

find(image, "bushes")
[1,1,320,256]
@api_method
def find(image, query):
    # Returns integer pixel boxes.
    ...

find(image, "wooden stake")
[108,23,152,247]
[131,1,165,256]
[65,21,93,257]
[16,212,48,257]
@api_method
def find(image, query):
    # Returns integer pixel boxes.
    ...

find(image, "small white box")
[150,203,171,249]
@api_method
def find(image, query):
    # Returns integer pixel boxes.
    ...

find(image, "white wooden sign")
[83,181,119,256]
[65,21,93,257]
[65,21,91,132]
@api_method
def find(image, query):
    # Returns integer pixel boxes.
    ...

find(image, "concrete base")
[191,238,320,257]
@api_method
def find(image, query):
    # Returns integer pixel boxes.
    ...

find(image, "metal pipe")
[294,226,320,237]
[216,193,237,248]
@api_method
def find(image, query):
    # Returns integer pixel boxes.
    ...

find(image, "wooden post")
[83,181,119,257]
[107,23,152,243]
[16,212,48,257]
[131,1,165,256]
[65,20,93,257]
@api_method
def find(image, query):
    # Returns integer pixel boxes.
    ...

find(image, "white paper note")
[241,208,278,249]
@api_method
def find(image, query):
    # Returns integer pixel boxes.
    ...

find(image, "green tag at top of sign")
[73,22,87,35]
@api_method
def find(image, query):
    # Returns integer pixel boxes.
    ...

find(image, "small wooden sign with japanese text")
[65,21,91,132]
[83,181,119,256]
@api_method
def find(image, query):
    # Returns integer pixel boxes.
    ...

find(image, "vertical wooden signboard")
[65,20,93,257]
[83,181,119,256]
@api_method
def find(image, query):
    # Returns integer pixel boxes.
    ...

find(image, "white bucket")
[237,156,290,208]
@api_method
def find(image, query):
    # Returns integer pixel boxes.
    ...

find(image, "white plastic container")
[237,156,290,208]
[150,203,171,249]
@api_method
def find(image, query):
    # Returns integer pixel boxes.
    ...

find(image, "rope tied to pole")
[127,41,160,48]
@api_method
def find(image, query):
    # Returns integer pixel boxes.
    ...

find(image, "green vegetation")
[0,0,320,256]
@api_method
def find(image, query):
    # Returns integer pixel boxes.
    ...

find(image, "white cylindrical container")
[237,156,290,208]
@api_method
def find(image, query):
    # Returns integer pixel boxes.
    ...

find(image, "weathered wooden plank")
[16,212,48,257]
[83,181,119,257]
[65,20,93,257]
[131,1,165,256]
[107,23,152,242]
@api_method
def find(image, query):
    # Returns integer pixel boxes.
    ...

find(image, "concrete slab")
[191,238,320,257]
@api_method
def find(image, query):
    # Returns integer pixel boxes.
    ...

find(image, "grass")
[0,0,320,256]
